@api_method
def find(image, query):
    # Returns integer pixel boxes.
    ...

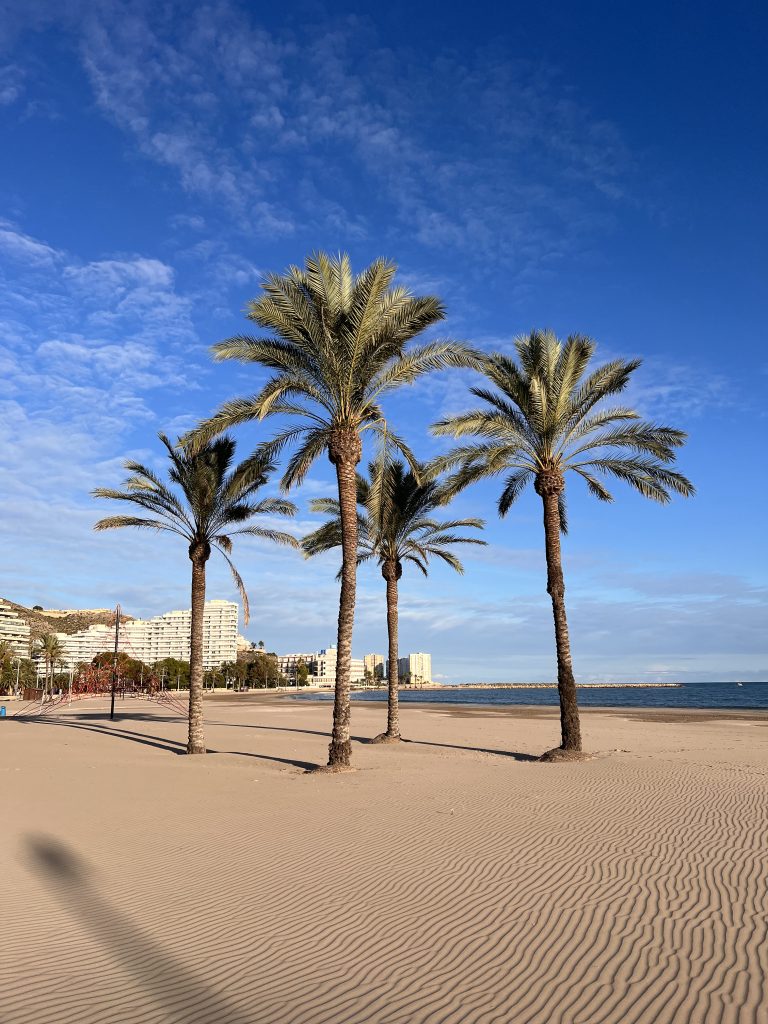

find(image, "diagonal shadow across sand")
[206,721,540,762]
[25,835,252,1024]
[19,718,320,770]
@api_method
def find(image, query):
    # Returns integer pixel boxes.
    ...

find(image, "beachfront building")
[274,645,365,686]
[363,653,385,680]
[276,652,316,678]
[0,599,31,658]
[50,600,239,671]
[395,652,433,686]
[310,645,365,687]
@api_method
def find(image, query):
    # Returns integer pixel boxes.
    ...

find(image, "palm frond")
[92,515,180,535]
[213,544,251,624]
[429,331,692,522]
[230,526,301,548]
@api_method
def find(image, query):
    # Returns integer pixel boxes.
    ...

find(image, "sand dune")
[1,698,766,1023]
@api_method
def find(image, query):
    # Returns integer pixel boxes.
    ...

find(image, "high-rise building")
[363,653,385,680]
[0,599,31,658]
[396,652,432,686]
[48,600,239,671]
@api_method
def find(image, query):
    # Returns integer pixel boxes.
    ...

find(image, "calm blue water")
[297,682,768,711]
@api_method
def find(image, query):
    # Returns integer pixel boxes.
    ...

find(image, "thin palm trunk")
[328,440,360,767]
[188,551,208,754]
[539,479,582,751]
[381,560,401,740]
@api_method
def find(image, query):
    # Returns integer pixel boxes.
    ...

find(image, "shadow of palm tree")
[25,835,252,1024]
[25,717,320,770]
[209,722,539,762]
[400,737,539,762]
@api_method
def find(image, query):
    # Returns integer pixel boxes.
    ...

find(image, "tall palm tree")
[303,460,486,742]
[431,330,694,759]
[186,252,480,768]
[92,433,299,754]
[34,633,64,696]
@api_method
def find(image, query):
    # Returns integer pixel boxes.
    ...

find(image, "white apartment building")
[0,600,31,658]
[274,645,365,686]
[363,653,385,680]
[311,645,365,686]
[276,652,316,677]
[395,652,433,686]
[52,600,239,671]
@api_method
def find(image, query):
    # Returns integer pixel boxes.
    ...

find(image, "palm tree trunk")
[187,548,208,754]
[378,559,401,741]
[538,477,582,752]
[328,429,361,767]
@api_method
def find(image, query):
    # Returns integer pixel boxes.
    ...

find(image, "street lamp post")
[110,604,122,721]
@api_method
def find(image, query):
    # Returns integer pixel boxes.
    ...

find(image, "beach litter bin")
[0,706,6,717]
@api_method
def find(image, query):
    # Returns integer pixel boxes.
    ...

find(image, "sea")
[297,681,768,712]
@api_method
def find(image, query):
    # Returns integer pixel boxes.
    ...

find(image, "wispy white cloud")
[0,63,24,105]
[0,220,206,581]
[0,221,59,264]
[2,2,635,273]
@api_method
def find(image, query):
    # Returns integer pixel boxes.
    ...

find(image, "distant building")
[276,652,316,677]
[364,653,385,680]
[46,600,239,671]
[0,599,31,658]
[276,645,365,686]
[395,652,432,686]
[311,645,365,686]
[37,608,112,618]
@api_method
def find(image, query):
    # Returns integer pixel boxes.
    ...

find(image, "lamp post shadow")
[25,835,252,1024]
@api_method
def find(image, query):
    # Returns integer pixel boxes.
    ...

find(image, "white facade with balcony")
[0,600,31,658]
[52,600,239,671]
[364,653,385,680]
[394,652,433,686]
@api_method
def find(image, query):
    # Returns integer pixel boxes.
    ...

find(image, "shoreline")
[199,690,768,722]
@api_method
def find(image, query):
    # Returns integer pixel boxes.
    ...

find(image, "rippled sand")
[2,698,766,1024]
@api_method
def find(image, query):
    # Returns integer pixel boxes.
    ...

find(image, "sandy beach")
[1,696,766,1024]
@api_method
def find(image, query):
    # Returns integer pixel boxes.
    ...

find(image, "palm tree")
[431,330,694,759]
[186,252,480,768]
[0,640,17,695]
[34,633,64,696]
[303,460,486,742]
[92,433,299,754]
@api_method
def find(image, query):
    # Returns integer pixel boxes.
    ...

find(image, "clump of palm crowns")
[91,249,693,767]
[184,252,483,769]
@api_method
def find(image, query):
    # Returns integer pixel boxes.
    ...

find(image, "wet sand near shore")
[211,689,768,725]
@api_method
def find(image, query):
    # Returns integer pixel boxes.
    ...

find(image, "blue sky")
[1,0,766,682]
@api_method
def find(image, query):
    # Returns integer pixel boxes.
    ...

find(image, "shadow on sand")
[18,716,321,771]
[25,835,252,1024]
[206,721,540,763]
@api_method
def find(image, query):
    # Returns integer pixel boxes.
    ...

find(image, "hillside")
[1,599,133,639]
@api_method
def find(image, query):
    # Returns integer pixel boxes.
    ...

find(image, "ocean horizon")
[297,680,768,712]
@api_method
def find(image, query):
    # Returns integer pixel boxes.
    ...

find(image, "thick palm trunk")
[537,475,582,752]
[187,547,209,754]
[378,559,402,741]
[328,429,361,767]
